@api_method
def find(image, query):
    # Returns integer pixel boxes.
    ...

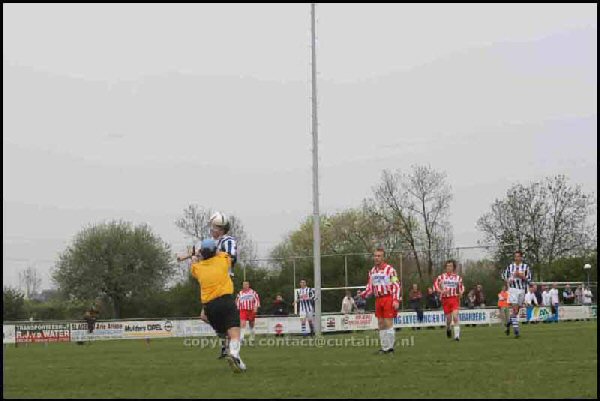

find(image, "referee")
[191,239,246,373]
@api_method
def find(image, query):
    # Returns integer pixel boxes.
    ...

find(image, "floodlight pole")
[311,2,322,335]
[584,264,591,289]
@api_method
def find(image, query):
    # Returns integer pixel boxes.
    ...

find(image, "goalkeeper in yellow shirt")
[191,239,246,373]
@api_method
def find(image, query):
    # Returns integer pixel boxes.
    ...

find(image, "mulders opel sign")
[122,321,174,338]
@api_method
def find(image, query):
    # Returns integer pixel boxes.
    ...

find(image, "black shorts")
[204,294,240,335]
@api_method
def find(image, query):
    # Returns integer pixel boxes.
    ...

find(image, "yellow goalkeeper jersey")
[191,251,233,304]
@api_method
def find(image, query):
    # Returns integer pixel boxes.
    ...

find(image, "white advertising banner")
[3,324,15,344]
[256,317,303,335]
[2,306,595,344]
[173,319,216,337]
[558,305,592,321]
[70,321,126,342]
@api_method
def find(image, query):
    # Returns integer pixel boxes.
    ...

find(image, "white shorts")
[299,310,314,320]
[508,288,525,306]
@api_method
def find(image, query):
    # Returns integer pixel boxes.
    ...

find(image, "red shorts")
[442,297,460,315]
[375,295,398,319]
[239,309,256,322]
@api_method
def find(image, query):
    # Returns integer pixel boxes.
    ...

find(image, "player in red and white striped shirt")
[359,247,401,354]
[235,281,260,343]
[434,260,464,341]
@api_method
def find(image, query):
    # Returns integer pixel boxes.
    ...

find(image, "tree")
[19,265,41,299]
[405,165,454,277]
[544,252,598,284]
[52,221,175,318]
[3,287,26,321]
[370,169,424,278]
[174,204,257,262]
[369,165,454,280]
[477,175,596,280]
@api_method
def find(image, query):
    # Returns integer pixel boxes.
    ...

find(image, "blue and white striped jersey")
[217,235,237,277]
[216,235,237,265]
[295,287,316,313]
[195,235,237,276]
[501,263,532,290]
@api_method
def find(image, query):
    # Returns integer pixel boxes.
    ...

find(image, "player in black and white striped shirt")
[501,250,532,338]
[293,279,316,336]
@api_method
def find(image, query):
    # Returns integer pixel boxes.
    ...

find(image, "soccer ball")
[210,212,229,227]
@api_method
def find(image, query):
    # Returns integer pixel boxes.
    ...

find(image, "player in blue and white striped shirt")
[293,279,316,336]
[501,250,532,338]
[192,212,237,276]
[216,235,237,276]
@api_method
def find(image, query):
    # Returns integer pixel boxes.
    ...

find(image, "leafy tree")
[544,252,597,284]
[52,221,175,318]
[270,209,408,312]
[3,287,26,321]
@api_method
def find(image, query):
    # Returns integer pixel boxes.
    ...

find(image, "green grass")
[3,321,597,399]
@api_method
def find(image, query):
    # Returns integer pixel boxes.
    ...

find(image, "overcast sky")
[3,3,597,290]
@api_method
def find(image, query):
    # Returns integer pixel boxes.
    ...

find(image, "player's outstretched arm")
[177,254,192,262]
[177,245,197,262]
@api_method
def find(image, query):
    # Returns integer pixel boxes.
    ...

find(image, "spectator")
[534,284,543,306]
[271,294,289,316]
[408,284,423,330]
[575,285,583,305]
[473,284,486,308]
[562,284,575,305]
[84,307,98,334]
[354,290,366,313]
[524,285,539,323]
[549,283,560,323]
[542,286,552,307]
[541,286,552,323]
[466,289,476,309]
[425,287,440,310]
[341,291,356,314]
[78,307,98,345]
[582,286,593,305]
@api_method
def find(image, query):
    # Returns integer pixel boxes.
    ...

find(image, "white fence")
[3,305,596,344]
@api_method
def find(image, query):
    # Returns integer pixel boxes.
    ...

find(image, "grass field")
[3,321,597,399]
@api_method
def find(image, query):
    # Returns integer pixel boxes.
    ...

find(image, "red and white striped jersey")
[362,264,401,301]
[434,273,464,299]
[236,289,260,311]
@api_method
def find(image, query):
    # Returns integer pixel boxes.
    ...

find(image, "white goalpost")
[293,286,366,315]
